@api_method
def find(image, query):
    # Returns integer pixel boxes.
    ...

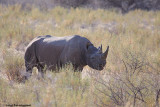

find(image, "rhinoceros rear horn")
[98,44,102,53]
[102,46,109,59]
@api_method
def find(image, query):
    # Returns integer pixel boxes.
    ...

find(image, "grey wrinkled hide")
[24,35,109,78]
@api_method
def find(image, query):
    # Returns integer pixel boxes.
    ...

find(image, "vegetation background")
[0,0,160,107]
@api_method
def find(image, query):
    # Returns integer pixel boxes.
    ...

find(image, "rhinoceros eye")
[90,56,95,60]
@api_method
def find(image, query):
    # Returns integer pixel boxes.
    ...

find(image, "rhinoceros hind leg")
[37,65,45,78]
[24,67,33,80]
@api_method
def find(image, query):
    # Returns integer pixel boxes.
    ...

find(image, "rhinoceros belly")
[36,38,66,70]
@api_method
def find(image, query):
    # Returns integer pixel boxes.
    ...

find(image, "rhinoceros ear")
[86,42,91,50]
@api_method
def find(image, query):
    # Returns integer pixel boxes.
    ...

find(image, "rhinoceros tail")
[24,43,38,75]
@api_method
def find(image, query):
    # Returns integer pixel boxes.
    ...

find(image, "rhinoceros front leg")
[73,64,83,72]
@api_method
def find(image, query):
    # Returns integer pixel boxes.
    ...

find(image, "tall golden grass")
[0,4,160,106]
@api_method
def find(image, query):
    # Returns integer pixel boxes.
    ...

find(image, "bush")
[53,0,87,8]
[92,50,160,106]
[3,49,25,82]
[0,0,160,11]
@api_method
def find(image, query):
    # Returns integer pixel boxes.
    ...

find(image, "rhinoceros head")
[86,43,109,70]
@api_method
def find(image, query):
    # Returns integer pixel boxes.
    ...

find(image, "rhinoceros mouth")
[92,64,104,70]
[98,66,104,70]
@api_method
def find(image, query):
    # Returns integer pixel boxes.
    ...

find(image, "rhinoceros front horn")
[100,44,102,52]
[102,46,109,59]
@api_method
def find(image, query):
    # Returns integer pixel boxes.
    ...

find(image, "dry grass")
[0,4,160,107]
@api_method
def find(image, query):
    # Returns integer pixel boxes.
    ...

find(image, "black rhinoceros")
[24,35,109,78]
